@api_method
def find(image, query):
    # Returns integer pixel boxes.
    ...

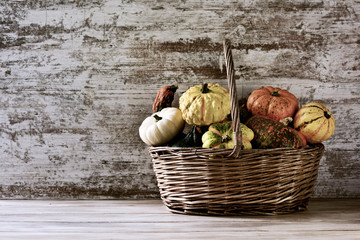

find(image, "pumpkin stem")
[153,114,162,122]
[221,135,231,143]
[279,117,293,126]
[201,83,210,93]
[169,85,178,92]
[324,111,331,119]
[271,90,280,97]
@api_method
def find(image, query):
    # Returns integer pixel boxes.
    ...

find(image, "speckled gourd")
[246,115,307,148]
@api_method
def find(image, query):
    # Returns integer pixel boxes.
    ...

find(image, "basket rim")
[149,143,324,154]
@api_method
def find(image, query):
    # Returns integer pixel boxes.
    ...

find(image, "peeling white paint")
[0,0,359,199]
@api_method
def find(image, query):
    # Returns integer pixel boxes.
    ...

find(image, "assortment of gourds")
[139,83,335,150]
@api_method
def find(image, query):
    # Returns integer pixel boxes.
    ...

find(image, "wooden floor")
[0,199,359,240]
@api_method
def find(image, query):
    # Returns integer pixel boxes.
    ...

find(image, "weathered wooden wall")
[0,0,359,199]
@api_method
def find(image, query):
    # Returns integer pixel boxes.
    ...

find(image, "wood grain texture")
[0,199,359,240]
[0,0,359,199]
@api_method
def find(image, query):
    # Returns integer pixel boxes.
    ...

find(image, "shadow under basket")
[149,144,324,216]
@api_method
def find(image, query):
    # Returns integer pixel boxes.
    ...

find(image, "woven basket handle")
[223,39,242,158]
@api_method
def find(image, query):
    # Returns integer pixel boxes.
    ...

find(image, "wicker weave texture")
[150,144,324,215]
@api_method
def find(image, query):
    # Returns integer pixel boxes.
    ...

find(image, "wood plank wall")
[0,0,359,199]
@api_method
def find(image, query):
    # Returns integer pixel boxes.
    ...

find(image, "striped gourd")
[294,103,335,144]
[201,121,254,150]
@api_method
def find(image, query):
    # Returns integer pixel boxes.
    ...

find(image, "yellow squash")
[179,83,231,126]
[294,103,335,143]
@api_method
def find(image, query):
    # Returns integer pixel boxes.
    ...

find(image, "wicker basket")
[149,40,324,216]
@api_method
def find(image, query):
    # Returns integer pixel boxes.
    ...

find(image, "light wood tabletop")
[0,199,359,240]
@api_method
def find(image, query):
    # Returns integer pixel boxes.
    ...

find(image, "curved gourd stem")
[223,39,242,158]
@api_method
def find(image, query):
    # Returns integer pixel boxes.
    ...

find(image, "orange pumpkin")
[294,103,335,144]
[247,86,299,121]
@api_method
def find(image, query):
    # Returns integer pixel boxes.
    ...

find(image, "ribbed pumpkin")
[202,121,254,150]
[294,102,335,144]
[247,86,299,121]
[179,83,230,126]
[246,115,307,148]
[139,107,185,146]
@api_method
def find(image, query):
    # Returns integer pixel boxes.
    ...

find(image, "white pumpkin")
[139,107,185,146]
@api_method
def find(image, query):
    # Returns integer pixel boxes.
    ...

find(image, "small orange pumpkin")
[294,103,335,144]
[247,86,298,121]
